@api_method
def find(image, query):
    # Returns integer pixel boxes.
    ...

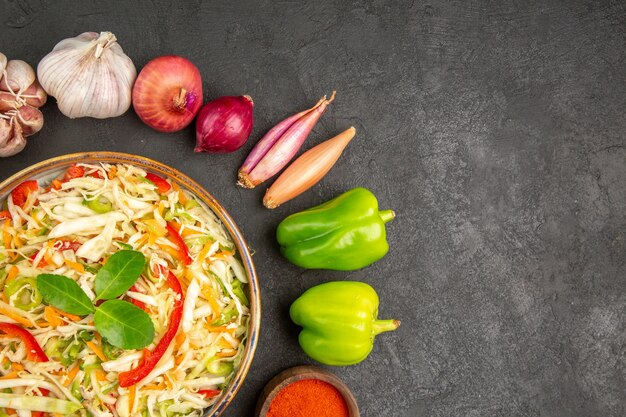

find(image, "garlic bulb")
[37,31,136,119]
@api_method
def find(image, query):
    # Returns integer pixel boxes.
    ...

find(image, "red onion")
[194,95,254,153]
[132,56,202,133]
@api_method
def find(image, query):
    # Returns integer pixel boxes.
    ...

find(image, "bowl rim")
[0,151,261,417]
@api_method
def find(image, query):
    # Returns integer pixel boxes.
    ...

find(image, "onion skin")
[237,91,336,189]
[263,127,356,209]
[132,55,203,133]
[194,95,254,153]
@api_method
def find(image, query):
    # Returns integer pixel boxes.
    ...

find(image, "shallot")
[263,127,356,208]
[195,95,254,153]
[132,55,202,132]
[237,92,336,188]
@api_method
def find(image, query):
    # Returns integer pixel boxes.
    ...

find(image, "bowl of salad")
[0,152,260,417]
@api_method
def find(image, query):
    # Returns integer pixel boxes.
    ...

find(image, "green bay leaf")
[94,300,154,350]
[95,250,146,301]
[37,274,95,315]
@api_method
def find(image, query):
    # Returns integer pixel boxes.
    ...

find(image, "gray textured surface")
[1,1,625,416]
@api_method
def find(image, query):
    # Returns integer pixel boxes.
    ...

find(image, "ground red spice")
[267,379,350,417]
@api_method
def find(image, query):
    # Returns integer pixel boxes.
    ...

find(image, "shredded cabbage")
[0,163,251,417]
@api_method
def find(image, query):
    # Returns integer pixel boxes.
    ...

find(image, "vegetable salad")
[0,163,250,417]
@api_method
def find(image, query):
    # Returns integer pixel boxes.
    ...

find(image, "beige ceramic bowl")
[0,152,261,417]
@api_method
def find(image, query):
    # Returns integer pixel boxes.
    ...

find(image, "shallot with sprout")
[237,91,336,188]
[0,52,47,157]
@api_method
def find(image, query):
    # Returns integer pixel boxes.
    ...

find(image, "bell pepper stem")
[372,319,400,335]
[379,210,395,224]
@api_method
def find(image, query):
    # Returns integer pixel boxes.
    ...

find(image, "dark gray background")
[1,1,625,416]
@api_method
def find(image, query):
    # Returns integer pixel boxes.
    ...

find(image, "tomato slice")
[197,389,221,398]
[145,173,172,193]
[64,164,85,181]
[11,180,39,208]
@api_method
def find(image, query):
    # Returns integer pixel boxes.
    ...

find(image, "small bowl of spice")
[255,365,359,417]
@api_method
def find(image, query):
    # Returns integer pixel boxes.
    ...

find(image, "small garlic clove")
[0,118,10,142]
[0,60,36,93]
[21,80,47,108]
[0,91,22,112]
[0,53,7,75]
[0,118,27,157]
[14,105,43,137]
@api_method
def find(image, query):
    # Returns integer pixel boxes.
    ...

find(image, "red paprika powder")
[267,379,350,417]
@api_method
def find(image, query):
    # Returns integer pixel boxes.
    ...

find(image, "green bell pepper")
[290,281,400,365]
[276,187,395,270]
[4,277,42,311]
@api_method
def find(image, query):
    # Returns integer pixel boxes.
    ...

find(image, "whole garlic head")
[37,31,137,119]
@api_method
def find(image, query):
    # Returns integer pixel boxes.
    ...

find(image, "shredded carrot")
[13,235,23,248]
[43,249,55,268]
[6,265,19,284]
[212,250,234,260]
[198,240,215,260]
[86,341,108,362]
[94,369,108,382]
[205,325,231,333]
[157,202,165,218]
[216,349,237,358]
[171,182,187,205]
[107,166,117,180]
[175,353,186,366]
[143,384,160,390]
[47,305,81,322]
[175,332,186,346]
[157,242,181,260]
[45,306,64,327]
[202,285,221,318]
[64,259,85,273]
[51,179,63,190]
[180,228,200,238]
[0,304,34,327]
[10,363,24,372]
[2,219,12,249]
[0,371,19,380]
[63,365,80,387]
[163,373,174,390]
[54,413,65,417]
[129,384,136,415]
[148,233,158,246]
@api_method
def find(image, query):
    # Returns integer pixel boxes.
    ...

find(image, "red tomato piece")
[64,164,85,181]
[11,180,39,208]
